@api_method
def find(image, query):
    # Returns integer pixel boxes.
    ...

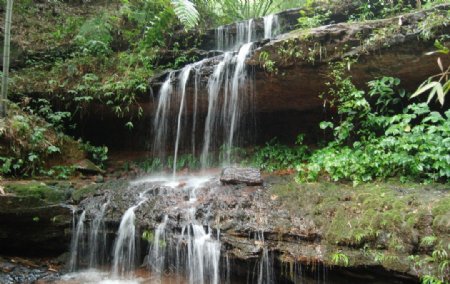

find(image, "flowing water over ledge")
[61,172,419,284]
[151,14,282,174]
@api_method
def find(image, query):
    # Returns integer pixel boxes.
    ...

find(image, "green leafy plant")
[252,135,309,172]
[74,14,113,57]
[297,61,450,184]
[142,229,166,248]
[331,251,349,266]
[136,157,163,173]
[350,0,415,21]
[422,236,438,247]
[167,153,200,171]
[80,141,108,168]
[297,10,330,29]
[421,275,444,284]
[142,230,155,242]
[259,51,277,74]
[0,108,71,177]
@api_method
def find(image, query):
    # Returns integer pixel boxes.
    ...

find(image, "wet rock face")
[220,167,263,186]
[0,195,73,256]
[45,175,448,282]
[58,5,450,151]
[82,176,319,263]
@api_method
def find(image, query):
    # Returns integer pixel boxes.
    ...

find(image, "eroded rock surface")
[220,167,263,185]
[70,174,449,281]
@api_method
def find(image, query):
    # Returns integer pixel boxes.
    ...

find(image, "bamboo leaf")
[411,81,438,99]
[427,85,437,104]
[437,57,443,72]
[435,83,445,106]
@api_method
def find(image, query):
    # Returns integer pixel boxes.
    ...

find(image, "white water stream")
[152,14,279,174]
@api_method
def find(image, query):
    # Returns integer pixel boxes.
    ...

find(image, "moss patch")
[268,176,449,276]
[5,181,72,203]
[71,183,101,203]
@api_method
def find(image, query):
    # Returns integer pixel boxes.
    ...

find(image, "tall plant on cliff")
[1,0,13,117]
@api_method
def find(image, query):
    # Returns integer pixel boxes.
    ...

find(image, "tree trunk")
[1,0,14,117]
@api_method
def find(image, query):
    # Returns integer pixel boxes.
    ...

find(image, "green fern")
[331,251,349,267]
[171,0,199,30]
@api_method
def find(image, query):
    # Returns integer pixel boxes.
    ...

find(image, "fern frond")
[171,0,199,30]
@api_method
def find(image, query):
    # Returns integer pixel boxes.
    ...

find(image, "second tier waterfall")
[152,35,255,172]
[151,13,284,175]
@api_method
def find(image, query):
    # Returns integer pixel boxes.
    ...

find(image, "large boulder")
[220,167,263,186]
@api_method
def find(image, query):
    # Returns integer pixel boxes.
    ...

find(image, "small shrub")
[80,141,108,168]
[252,135,309,172]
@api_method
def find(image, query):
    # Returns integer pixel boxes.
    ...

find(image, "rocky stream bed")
[0,168,448,283]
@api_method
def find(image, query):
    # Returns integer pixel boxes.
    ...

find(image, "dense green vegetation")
[253,64,449,184]
[297,61,450,184]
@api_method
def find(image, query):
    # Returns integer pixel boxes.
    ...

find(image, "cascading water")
[173,65,193,177]
[264,14,280,39]
[216,19,255,51]
[112,190,150,277]
[69,210,86,271]
[68,201,110,273]
[153,17,259,173]
[153,72,174,161]
[88,201,109,268]
[148,215,168,280]
[147,177,221,284]
[191,63,203,156]
[226,42,254,164]
[256,232,274,284]
[201,52,233,168]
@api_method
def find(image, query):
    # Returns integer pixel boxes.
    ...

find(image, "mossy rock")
[5,181,72,203]
[71,183,101,203]
[270,178,449,276]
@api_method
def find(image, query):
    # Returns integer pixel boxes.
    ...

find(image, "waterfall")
[192,63,203,156]
[226,42,254,164]
[145,177,221,284]
[153,72,174,161]
[69,210,86,271]
[150,14,259,173]
[247,19,254,42]
[264,14,280,39]
[189,225,221,284]
[68,201,110,272]
[88,201,109,268]
[201,52,233,168]
[148,215,169,280]
[256,232,274,284]
[216,19,255,51]
[112,206,138,276]
[173,65,193,177]
[216,26,226,51]
[112,191,149,277]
